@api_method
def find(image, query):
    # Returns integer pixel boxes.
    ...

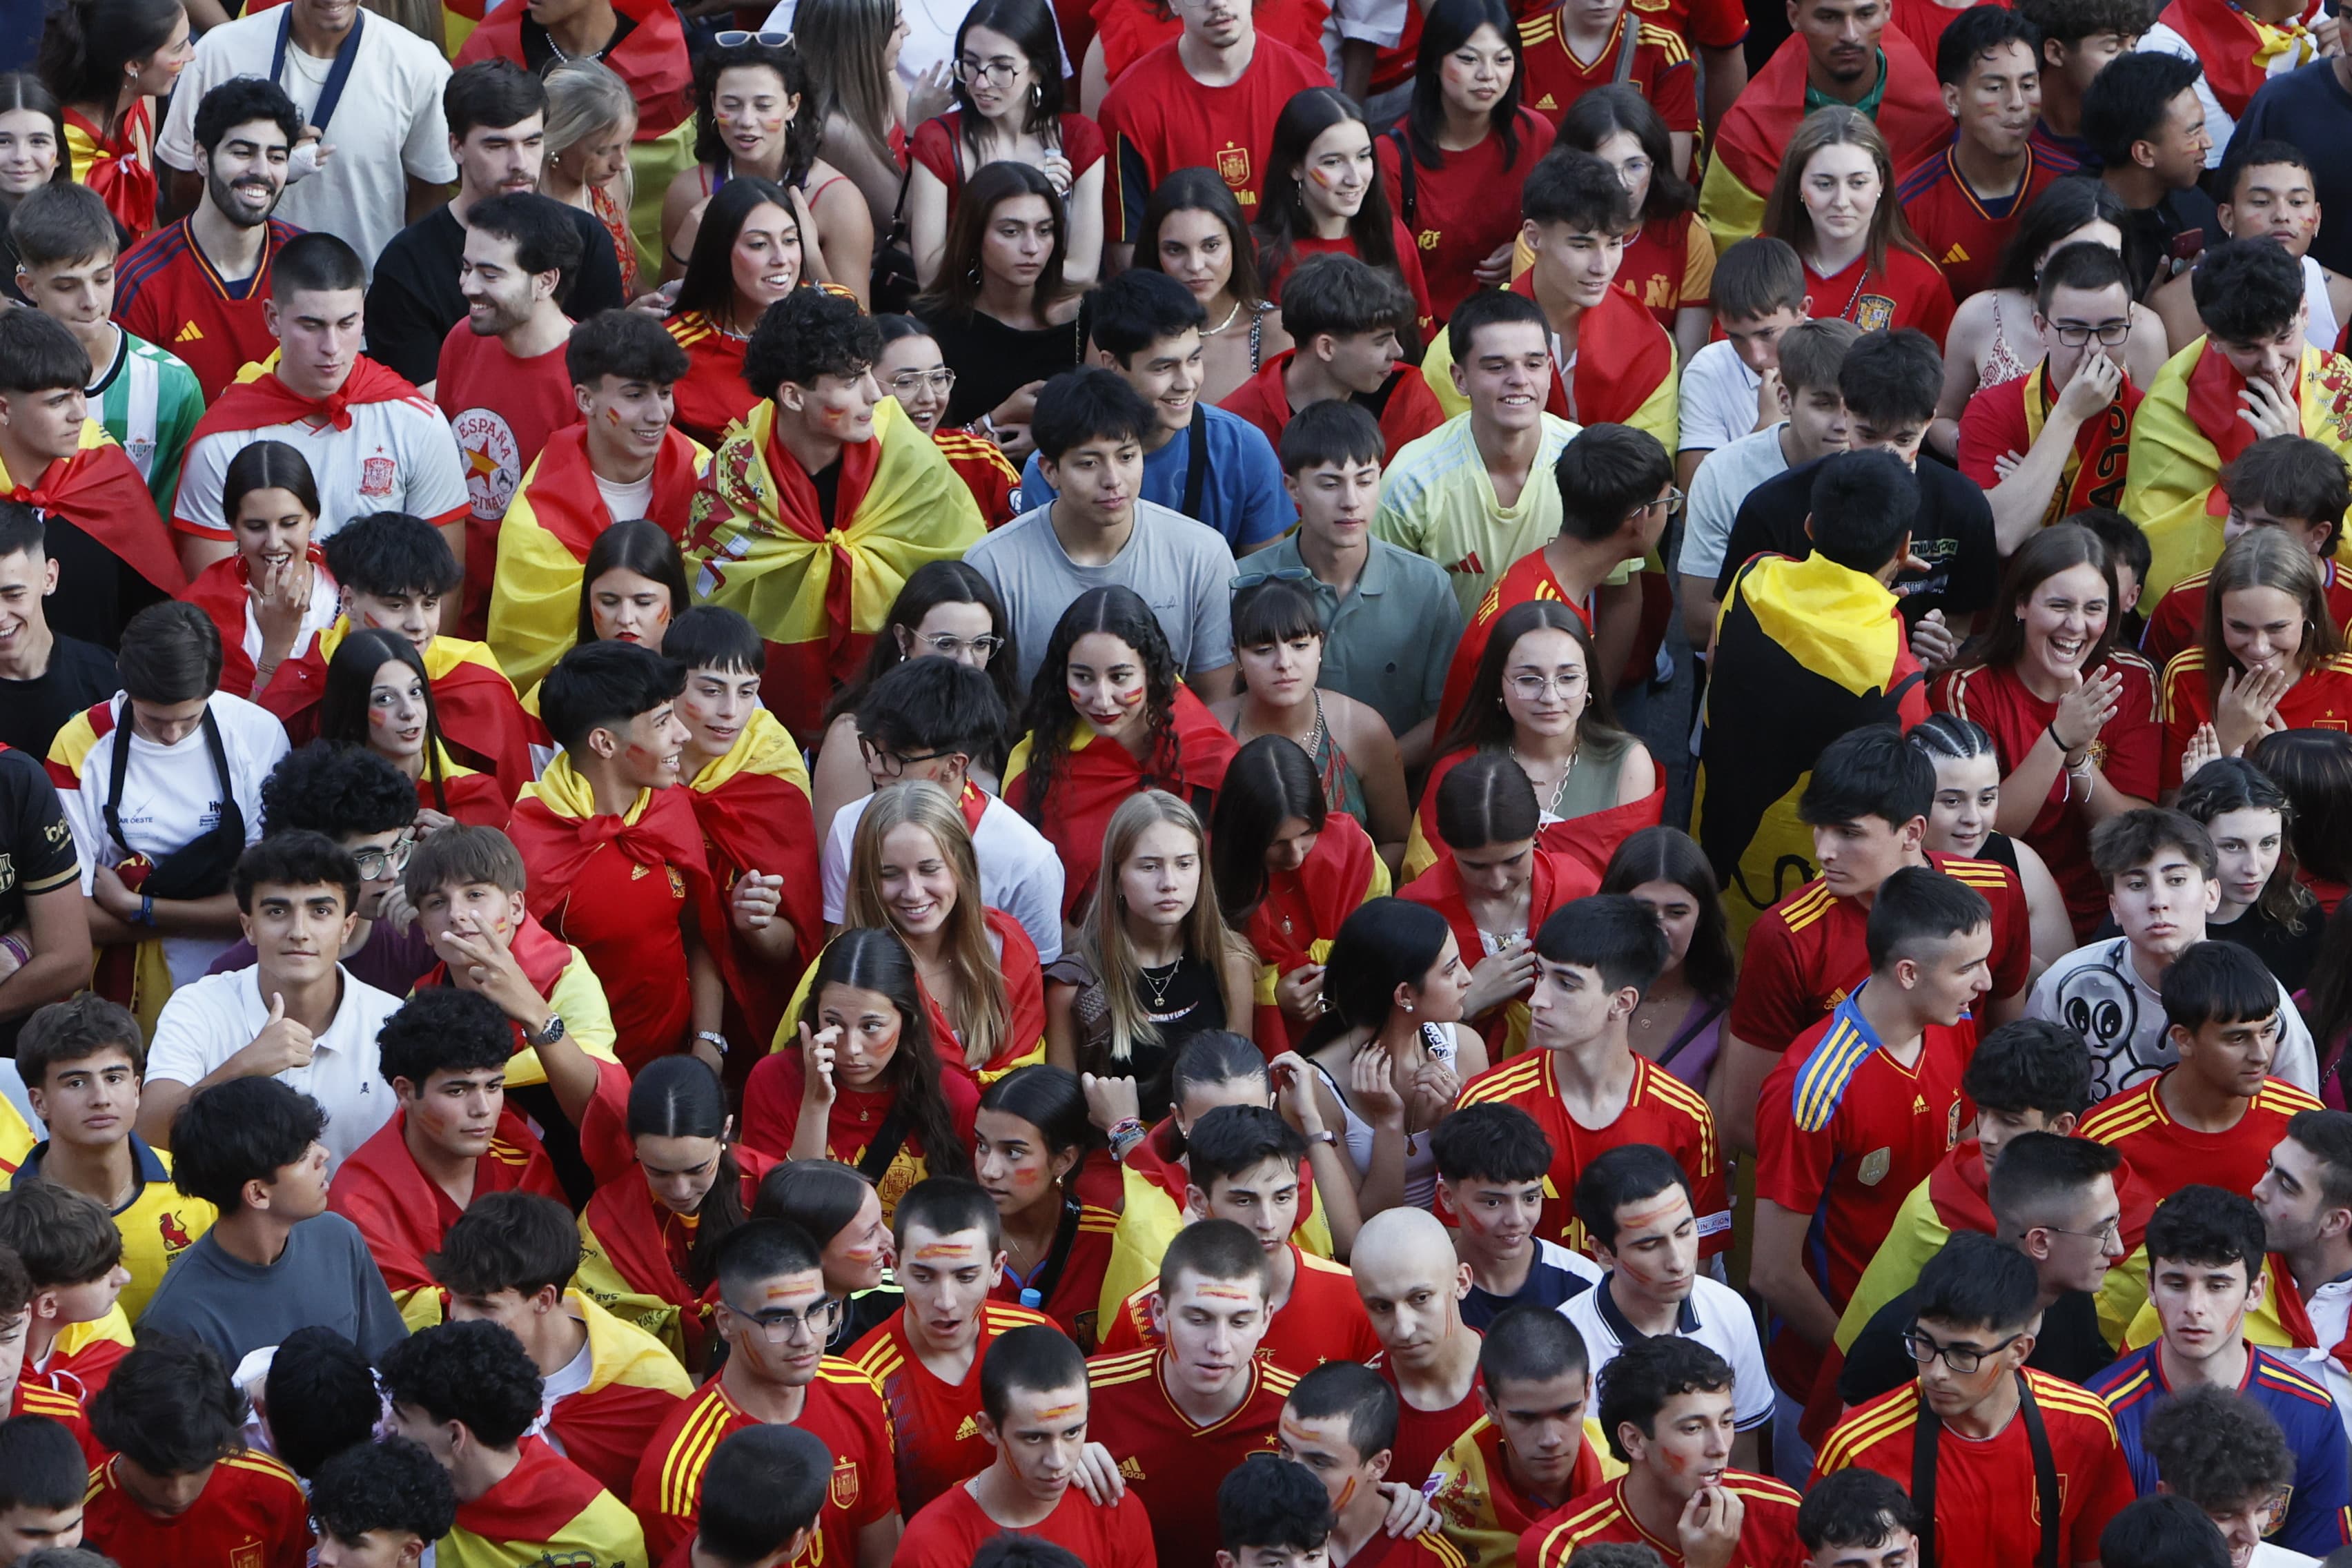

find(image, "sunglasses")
[714,28,793,46]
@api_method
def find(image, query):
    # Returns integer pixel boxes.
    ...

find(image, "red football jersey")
[848,1300,1056,1516]
[1083,1347,1297,1568]
[1453,1052,1729,1257]
[82,1451,311,1568]
[1803,245,1955,342]
[1373,111,1552,326]
[1097,36,1329,242]
[1372,1347,1488,1487]
[1728,851,2030,1055]
[631,1363,898,1563]
[1097,1244,1384,1369]
[436,324,582,638]
[112,218,304,402]
[1896,138,2078,302]
[1814,1372,2137,1568]
[2077,1072,2324,1204]
[2144,558,2352,673]
[10,1380,101,1467]
[2161,652,2352,790]
[988,1202,1117,1349]
[1515,10,1697,132]
[894,1478,1157,1568]
[1520,1471,1803,1568]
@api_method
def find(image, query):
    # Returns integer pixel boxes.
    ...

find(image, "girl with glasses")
[909,0,1104,288]
[1407,599,1660,882]
[872,314,1019,526]
[1761,107,1952,342]
[320,629,509,830]
[186,441,340,705]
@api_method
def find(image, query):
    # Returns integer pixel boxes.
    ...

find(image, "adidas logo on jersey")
[1536,93,1558,109]
[1119,1456,1146,1480]
[1448,551,1487,576]
[955,1415,977,1440]
[175,322,204,343]
[1943,244,1969,264]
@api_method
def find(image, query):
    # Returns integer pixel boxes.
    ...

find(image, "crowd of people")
[10,0,2352,1559]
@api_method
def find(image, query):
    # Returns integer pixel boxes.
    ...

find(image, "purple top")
[207,918,436,999]
[1651,997,1727,1091]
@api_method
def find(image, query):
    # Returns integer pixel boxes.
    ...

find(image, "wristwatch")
[696,1030,731,1058]
[527,1015,567,1049]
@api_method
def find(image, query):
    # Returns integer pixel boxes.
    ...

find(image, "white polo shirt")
[173,389,470,545]
[146,964,404,1170]
[1561,1271,1776,1432]
[821,788,1066,964]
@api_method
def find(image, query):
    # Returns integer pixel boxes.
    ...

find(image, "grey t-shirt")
[966,499,1238,689]
[139,1211,409,1364]
[1680,422,1794,586]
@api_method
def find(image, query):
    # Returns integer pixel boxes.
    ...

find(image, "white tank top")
[2306,254,2341,357]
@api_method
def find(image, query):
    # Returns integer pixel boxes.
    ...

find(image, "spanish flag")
[1697,32,1950,257]
[576,1147,776,1368]
[260,618,543,797]
[1695,552,1930,948]
[684,705,823,1047]
[2125,335,2352,600]
[1,418,183,602]
[2157,0,2323,118]
[440,1435,647,1568]
[61,104,155,242]
[1399,845,1599,1060]
[1422,275,1680,454]
[542,1289,695,1500]
[455,0,692,134]
[415,742,513,825]
[685,395,986,738]
[1402,746,1667,885]
[1246,812,1391,1052]
[326,1107,565,1328]
[487,424,710,692]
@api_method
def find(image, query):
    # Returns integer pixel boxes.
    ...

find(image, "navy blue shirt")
[1021,404,1294,552]
[1460,1237,1600,1332]
[2231,61,2352,279]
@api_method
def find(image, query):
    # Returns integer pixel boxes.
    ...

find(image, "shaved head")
[1350,1207,1471,1374]
[1353,1208,1458,1283]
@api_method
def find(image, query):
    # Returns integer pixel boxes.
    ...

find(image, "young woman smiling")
[1932,521,2158,937]
[2163,527,2352,794]
[183,441,339,703]
[1255,88,1433,341]
[0,76,68,304]
[1905,713,2081,968]
[664,175,830,445]
[319,629,509,828]
[1762,107,1952,342]
[1133,169,1292,405]
[974,1063,1119,1346]
[754,1157,900,1349]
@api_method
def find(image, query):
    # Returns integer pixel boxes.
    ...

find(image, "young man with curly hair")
[307,1436,459,1568]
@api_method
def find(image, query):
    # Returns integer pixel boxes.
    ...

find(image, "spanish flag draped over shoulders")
[543,1290,694,1500]
[1247,813,1391,1052]
[259,618,542,794]
[1002,685,1239,921]
[576,1147,776,1366]
[1696,551,1931,947]
[440,1435,647,1568]
[1424,275,1678,454]
[1098,1116,1334,1323]
[489,424,709,691]
[2,419,183,600]
[2125,335,2352,600]
[1402,746,1667,884]
[61,104,155,243]
[1698,32,1949,257]
[182,546,333,699]
[2156,0,2324,117]
[417,741,513,825]
[685,396,985,738]
[685,705,823,1046]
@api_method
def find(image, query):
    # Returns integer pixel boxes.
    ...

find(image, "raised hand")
[244,992,317,1075]
[731,871,784,933]
[1274,961,1326,1023]
[1460,933,1537,1017]
[798,1020,843,1110]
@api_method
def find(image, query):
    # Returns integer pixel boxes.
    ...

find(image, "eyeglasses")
[1231,566,1315,591]
[860,735,957,778]
[2048,320,2131,348]
[351,833,416,882]
[954,55,1024,84]
[888,369,956,398]
[2040,1218,2122,1248]
[723,1295,840,1343]
[1649,486,1685,516]
[911,631,1001,660]
[1902,1326,2023,1374]
[714,28,792,46]
[1507,672,1585,700]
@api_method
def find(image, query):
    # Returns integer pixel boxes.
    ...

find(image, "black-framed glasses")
[714,28,792,46]
[2048,320,2130,348]
[1902,1326,2023,1374]
[954,55,1024,84]
[351,832,416,882]
[723,1295,840,1343]
[1231,566,1315,591]
[911,631,1001,660]
[859,735,956,778]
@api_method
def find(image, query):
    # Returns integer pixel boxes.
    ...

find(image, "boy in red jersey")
[674,1424,830,1568]
[1425,1306,1620,1568]
[0,1184,130,1399]
[0,1414,88,1560]
[1522,1334,1803,1568]
[1096,0,1325,254]
[1279,1362,1471,1568]
[1099,1105,1382,1369]
[895,1324,1155,1568]
[2140,437,2352,672]
[307,1436,458,1568]
[112,79,304,404]
[1754,865,1994,1401]
[1455,896,1729,1255]
[2077,941,2324,1199]
[1353,1205,1489,1484]
[81,1336,309,1568]
[1084,1218,1299,1568]
[1720,725,2030,1153]
[433,1193,693,1502]
[329,988,564,1325]
[847,1178,1055,1516]
[1219,256,1446,467]
[632,1219,900,1567]
[1898,8,2079,304]
[1794,1470,1921,1568]
[380,1319,645,1568]
[0,1248,95,1467]
[1814,1234,2136,1568]
[434,193,585,639]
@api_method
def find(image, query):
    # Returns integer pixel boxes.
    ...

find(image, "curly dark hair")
[376,1320,545,1449]
[308,1436,459,1547]
[1017,585,1180,834]
[2143,1384,2294,1510]
[691,39,816,182]
[376,986,513,1091]
[743,285,883,402]
[260,739,418,839]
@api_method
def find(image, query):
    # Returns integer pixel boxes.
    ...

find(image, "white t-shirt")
[146,963,404,1169]
[155,9,458,275]
[57,692,288,985]
[593,473,656,525]
[1678,339,1766,455]
[821,789,1066,964]
[1680,422,1794,584]
[2026,937,2319,1103]
[173,387,471,543]
[1560,1271,1775,1432]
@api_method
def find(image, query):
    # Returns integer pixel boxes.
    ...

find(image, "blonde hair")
[1761,106,1931,276]
[2203,525,2344,694]
[844,781,1008,1070]
[1081,790,1245,1069]
[798,0,900,173]
[542,58,638,213]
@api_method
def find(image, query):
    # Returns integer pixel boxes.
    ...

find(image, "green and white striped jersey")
[88,328,204,513]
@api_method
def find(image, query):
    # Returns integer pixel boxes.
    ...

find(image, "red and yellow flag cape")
[455,0,692,134]
[685,705,823,1047]
[2159,0,2322,117]
[442,1437,647,1568]
[541,1290,695,1500]
[182,546,331,699]
[488,424,709,691]
[1246,813,1391,1051]
[1,420,183,601]
[261,618,540,796]
[1398,845,1600,1059]
[61,104,155,242]
[2125,336,2352,599]
[1404,745,1667,885]
[686,395,986,737]
[576,1148,775,1367]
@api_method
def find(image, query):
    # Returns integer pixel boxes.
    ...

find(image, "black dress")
[917,302,1086,429]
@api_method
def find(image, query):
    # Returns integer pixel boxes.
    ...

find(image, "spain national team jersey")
[1454,1050,1729,1257]
[1814,1371,2137,1568]
[440,1435,645,1568]
[1896,137,2078,301]
[894,1476,1158,1568]
[1520,1471,1803,1568]
[2160,651,2352,790]
[2077,1071,2324,1203]
[1084,1347,1297,1568]
[1425,1414,1623,1568]
[2090,1342,2352,1556]
[631,1362,897,1564]
[1373,1347,1489,1488]
[12,1378,101,1467]
[1729,852,2030,1054]
[2144,557,2352,673]
[81,1449,311,1568]
[1097,1244,1384,1370]
[1513,9,1697,131]
[848,1300,1055,1516]
[112,217,303,402]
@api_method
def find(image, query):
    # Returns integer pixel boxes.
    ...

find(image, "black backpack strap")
[1182,402,1209,520]
[1912,1390,1941,1568]
[2017,1373,2064,1568]
[856,1101,914,1184]
[1611,11,1643,82]
[1387,124,1418,233]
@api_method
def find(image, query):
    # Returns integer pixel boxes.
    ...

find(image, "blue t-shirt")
[1021,404,1293,551]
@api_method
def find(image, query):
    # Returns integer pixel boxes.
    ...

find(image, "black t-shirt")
[2118,186,2221,303]
[43,513,167,650]
[363,204,630,386]
[1714,454,2000,625]
[0,744,78,939]
[0,635,117,758]
[516,10,638,71]
[810,458,842,530]
[1840,1283,2114,1409]
[2233,63,2352,277]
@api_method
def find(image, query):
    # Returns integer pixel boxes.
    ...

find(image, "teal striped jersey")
[88,328,204,513]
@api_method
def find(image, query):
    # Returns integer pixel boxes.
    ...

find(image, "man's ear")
[2166,1021,2195,1061]
[1941,82,1962,121]
[391,1075,420,1102]
[2047,1110,2079,1138]
[1803,511,1818,542]
[1898,814,1928,854]
[1185,1182,1212,1220]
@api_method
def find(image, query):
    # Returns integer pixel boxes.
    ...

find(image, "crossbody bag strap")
[856,1101,914,1183]
[1182,402,1209,520]
[1611,12,1643,82]
[1912,1391,1941,1568]
[1386,125,1418,232]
